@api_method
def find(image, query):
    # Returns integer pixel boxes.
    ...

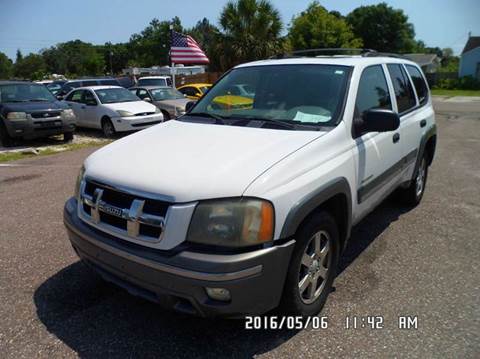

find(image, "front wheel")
[280,211,340,316]
[63,132,74,142]
[101,118,116,138]
[0,123,14,147]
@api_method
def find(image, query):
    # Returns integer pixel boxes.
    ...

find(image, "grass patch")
[431,89,480,97]
[0,141,109,163]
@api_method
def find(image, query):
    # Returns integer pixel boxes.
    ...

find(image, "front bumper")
[112,114,163,132]
[64,198,294,317]
[4,116,76,139]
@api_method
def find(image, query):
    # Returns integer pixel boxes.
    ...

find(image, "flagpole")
[169,24,176,88]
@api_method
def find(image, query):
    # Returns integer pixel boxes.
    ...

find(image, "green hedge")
[434,75,480,90]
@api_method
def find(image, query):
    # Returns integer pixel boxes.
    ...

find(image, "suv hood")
[85,120,326,202]
[2,100,68,113]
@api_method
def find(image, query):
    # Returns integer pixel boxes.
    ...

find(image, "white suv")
[64,53,436,317]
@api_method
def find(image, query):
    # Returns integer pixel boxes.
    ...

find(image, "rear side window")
[355,65,392,116]
[82,80,98,87]
[406,65,429,105]
[387,64,416,113]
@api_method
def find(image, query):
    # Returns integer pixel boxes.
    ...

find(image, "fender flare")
[280,177,352,247]
[412,124,437,180]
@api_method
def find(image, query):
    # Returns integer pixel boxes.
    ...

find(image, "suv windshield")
[189,65,351,128]
[151,88,184,101]
[138,78,168,87]
[0,83,56,103]
[94,88,139,104]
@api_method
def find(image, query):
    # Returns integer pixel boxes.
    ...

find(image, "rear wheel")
[101,118,115,138]
[280,211,340,316]
[397,154,428,206]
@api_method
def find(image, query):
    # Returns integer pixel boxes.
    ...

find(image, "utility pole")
[109,51,113,76]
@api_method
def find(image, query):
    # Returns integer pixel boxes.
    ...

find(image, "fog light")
[205,287,231,302]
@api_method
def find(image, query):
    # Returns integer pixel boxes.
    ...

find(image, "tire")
[279,211,340,316]
[397,153,429,206]
[63,132,74,142]
[0,122,14,147]
[101,118,116,138]
[161,110,170,121]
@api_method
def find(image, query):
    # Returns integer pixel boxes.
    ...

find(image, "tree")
[14,53,46,80]
[288,2,362,51]
[128,17,183,67]
[0,52,14,79]
[41,40,105,77]
[15,49,23,64]
[346,2,416,53]
[219,0,283,69]
[187,18,223,71]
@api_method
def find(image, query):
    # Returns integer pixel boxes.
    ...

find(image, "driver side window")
[83,91,97,105]
[67,90,83,103]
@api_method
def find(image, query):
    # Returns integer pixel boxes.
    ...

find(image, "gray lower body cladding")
[63,197,295,317]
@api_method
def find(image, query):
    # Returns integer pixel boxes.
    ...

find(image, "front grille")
[135,112,155,116]
[131,121,161,128]
[33,120,62,130]
[80,179,170,241]
[31,111,61,119]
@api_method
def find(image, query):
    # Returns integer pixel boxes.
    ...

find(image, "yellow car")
[177,83,212,100]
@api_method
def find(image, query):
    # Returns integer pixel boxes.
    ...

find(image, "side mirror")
[56,95,64,101]
[183,94,187,98]
[185,101,196,112]
[86,100,97,106]
[144,97,152,102]
[354,109,400,135]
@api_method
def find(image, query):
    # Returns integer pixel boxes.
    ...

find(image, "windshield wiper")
[187,112,227,125]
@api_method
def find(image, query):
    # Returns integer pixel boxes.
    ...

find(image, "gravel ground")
[0,99,479,358]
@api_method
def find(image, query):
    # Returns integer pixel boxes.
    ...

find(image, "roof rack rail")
[269,48,406,59]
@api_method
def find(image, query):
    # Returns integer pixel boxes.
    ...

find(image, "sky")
[1,0,479,60]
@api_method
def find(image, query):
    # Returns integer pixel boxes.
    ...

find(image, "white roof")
[236,56,418,69]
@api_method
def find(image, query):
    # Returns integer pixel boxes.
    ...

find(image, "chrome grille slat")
[79,179,169,242]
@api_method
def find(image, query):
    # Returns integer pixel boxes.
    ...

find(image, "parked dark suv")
[0,81,76,147]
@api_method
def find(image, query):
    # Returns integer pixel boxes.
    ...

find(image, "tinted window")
[387,64,416,113]
[100,79,119,86]
[82,80,98,87]
[355,65,392,116]
[0,83,56,103]
[406,65,429,105]
[137,78,167,87]
[136,89,150,100]
[84,91,97,105]
[66,90,83,102]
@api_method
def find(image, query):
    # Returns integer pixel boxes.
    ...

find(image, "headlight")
[154,106,161,114]
[61,109,75,119]
[6,112,28,121]
[74,166,85,200]
[116,110,134,117]
[186,198,274,248]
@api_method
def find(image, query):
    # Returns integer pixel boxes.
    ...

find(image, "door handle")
[420,119,427,128]
[393,133,400,143]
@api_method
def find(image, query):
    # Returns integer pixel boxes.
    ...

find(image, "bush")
[435,76,480,90]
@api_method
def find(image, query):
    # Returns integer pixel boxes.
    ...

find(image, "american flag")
[170,31,209,64]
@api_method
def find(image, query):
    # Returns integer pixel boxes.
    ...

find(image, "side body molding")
[280,177,352,247]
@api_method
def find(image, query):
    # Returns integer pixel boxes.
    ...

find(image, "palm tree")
[219,0,283,69]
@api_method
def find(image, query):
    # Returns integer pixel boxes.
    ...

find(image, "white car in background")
[137,76,172,87]
[64,86,163,137]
